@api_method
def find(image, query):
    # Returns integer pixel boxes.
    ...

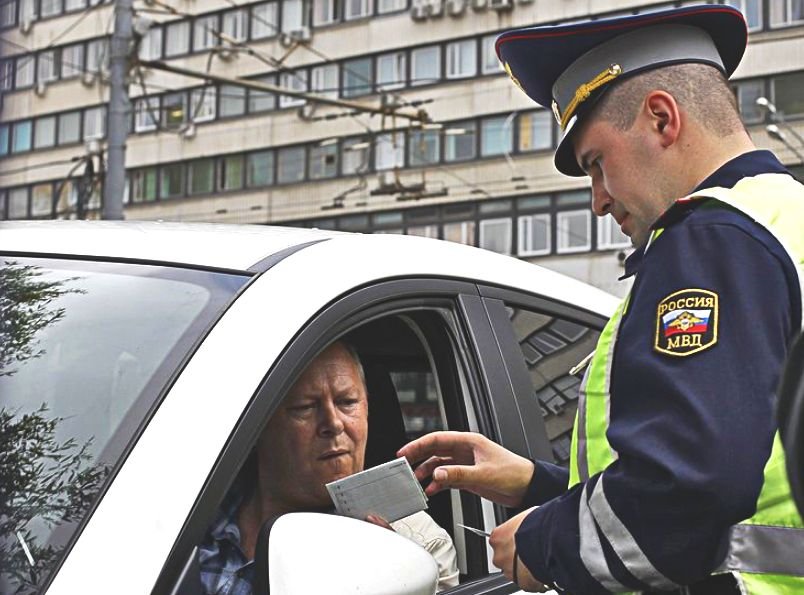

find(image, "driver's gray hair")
[338,340,367,393]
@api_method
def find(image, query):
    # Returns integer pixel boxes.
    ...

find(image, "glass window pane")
[443,220,475,245]
[37,49,57,83]
[219,155,244,190]
[772,71,804,119]
[444,121,476,162]
[194,15,218,52]
[407,224,439,238]
[188,159,215,195]
[190,87,216,122]
[16,55,34,87]
[0,0,15,26]
[344,0,371,19]
[378,0,405,13]
[135,97,159,132]
[131,168,158,202]
[446,39,476,79]
[313,0,336,25]
[86,39,108,73]
[165,21,190,56]
[279,70,307,107]
[408,129,439,166]
[479,199,511,214]
[58,111,81,145]
[377,52,406,91]
[375,132,404,170]
[251,1,278,39]
[12,120,32,153]
[518,214,551,256]
[222,9,247,41]
[309,143,338,179]
[277,146,306,184]
[160,163,185,199]
[518,110,552,151]
[342,57,372,98]
[732,79,764,124]
[34,116,56,149]
[8,188,28,219]
[0,124,9,156]
[65,0,87,11]
[248,75,276,112]
[40,0,60,18]
[556,190,589,207]
[342,138,370,174]
[770,0,804,26]
[725,0,761,30]
[138,27,162,60]
[31,183,53,218]
[310,64,338,99]
[19,0,35,23]
[481,116,512,156]
[411,45,440,86]
[557,210,591,253]
[219,84,246,117]
[597,214,630,250]
[0,59,13,91]
[481,34,502,74]
[83,106,106,140]
[282,0,303,30]
[61,43,84,78]
[247,150,274,187]
[162,92,187,128]
[479,217,512,255]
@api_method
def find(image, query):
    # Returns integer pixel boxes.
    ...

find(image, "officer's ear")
[643,90,681,149]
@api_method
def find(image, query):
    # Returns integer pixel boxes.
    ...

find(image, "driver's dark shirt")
[199,489,254,595]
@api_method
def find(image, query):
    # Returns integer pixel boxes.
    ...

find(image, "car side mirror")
[778,331,804,517]
[254,512,439,595]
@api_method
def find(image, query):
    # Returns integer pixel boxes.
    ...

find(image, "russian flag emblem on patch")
[655,289,719,357]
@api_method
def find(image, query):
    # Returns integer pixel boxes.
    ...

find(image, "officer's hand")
[490,508,549,593]
[397,431,535,507]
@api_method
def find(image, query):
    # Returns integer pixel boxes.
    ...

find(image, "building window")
[309,143,338,179]
[165,21,190,56]
[8,188,29,220]
[0,0,15,27]
[58,111,81,145]
[40,0,61,18]
[444,121,476,162]
[218,155,244,190]
[138,27,162,60]
[37,49,58,83]
[246,150,274,187]
[446,39,477,79]
[345,0,372,20]
[86,39,108,73]
[18,0,35,24]
[0,124,8,156]
[31,184,53,218]
[481,115,513,157]
[725,0,762,30]
[597,215,630,250]
[162,92,187,129]
[190,87,216,122]
[251,1,278,39]
[479,218,512,255]
[343,138,370,174]
[313,0,338,25]
[518,111,552,152]
[219,84,247,117]
[160,163,185,199]
[282,0,304,31]
[377,0,405,13]
[311,64,338,99]
[61,43,84,78]
[732,79,765,124]
[443,220,475,245]
[0,59,13,91]
[34,116,56,149]
[11,120,32,153]
[194,14,219,52]
[409,129,439,166]
[377,51,406,91]
[375,132,405,170]
[248,75,276,112]
[131,168,158,202]
[407,224,439,238]
[772,71,804,119]
[135,97,160,132]
[770,0,804,27]
[188,159,215,195]
[65,0,87,11]
[411,45,441,86]
[277,146,307,184]
[557,210,591,253]
[222,9,248,41]
[518,214,551,256]
[481,34,502,74]
[15,55,34,88]
[279,70,307,107]
[342,57,373,98]
[83,106,106,140]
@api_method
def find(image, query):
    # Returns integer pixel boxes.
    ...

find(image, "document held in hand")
[326,457,428,523]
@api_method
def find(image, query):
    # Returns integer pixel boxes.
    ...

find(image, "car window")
[501,303,601,466]
[0,257,248,594]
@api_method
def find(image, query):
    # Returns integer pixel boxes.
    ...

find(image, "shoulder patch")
[654,288,718,357]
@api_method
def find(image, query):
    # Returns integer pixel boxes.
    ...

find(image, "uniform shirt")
[515,151,802,593]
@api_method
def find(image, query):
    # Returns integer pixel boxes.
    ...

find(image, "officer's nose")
[318,399,345,437]
[591,177,613,217]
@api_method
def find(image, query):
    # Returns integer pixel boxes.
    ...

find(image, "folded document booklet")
[326,457,428,523]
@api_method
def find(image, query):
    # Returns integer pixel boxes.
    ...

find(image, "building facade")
[1,0,803,298]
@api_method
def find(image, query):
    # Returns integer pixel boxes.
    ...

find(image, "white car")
[0,221,618,595]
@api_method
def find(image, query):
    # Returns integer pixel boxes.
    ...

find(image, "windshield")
[0,257,248,593]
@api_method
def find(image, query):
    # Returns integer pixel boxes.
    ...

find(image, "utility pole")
[104,0,133,220]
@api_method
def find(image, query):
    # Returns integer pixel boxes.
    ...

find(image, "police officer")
[399,4,804,593]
